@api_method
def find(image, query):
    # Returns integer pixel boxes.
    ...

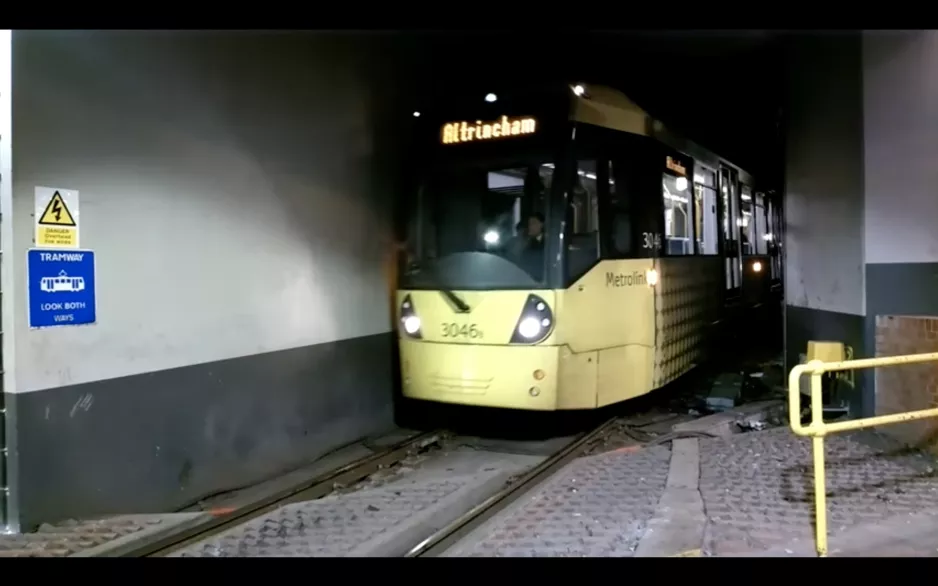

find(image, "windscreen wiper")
[441,289,471,313]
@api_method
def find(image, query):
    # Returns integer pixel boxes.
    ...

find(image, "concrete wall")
[784,30,938,418]
[862,30,938,419]
[5,31,408,529]
[863,31,938,265]
[783,33,866,411]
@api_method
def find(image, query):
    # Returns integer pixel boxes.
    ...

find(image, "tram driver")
[518,212,546,280]
[526,212,545,248]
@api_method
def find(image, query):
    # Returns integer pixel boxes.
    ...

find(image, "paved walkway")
[747,509,938,557]
[699,427,938,555]
[443,423,938,557]
[443,444,672,556]
[0,513,209,557]
[10,416,938,557]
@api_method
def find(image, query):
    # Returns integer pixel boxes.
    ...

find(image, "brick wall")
[874,315,938,452]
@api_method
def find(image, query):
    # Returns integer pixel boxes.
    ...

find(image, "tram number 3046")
[642,232,662,250]
[441,323,483,339]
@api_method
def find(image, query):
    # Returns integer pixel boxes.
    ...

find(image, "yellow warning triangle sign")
[38,191,76,227]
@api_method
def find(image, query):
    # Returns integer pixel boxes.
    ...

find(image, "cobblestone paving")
[0,516,172,557]
[446,445,672,557]
[173,479,466,557]
[699,427,938,555]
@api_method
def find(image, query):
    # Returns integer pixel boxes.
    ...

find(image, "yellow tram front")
[396,86,575,410]
[395,82,775,411]
[397,289,562,410]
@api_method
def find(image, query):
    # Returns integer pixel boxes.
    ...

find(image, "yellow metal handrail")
[788,351,938,557]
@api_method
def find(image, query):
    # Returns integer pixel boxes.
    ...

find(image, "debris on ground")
[330,434,448,495]
[757,358,787,395]
[736,418,768,432]
[705,372,745,412]
[690,354,788,415]
[582,419,649,456]
[672,399,788,439]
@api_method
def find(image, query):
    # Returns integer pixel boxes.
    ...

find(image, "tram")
[396,83,782,411]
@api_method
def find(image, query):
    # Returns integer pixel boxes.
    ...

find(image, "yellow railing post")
[809,369,827,557]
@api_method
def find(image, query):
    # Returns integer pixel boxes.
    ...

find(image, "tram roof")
[570,82,753,185]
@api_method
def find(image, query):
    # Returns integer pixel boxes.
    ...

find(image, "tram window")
[567,160,600,278]
[764,200,774,246]
[424,162,554,282]
[721,175,739,244]
[740,185,755,255]
[663,173,692,255]
[693,169,718,255]
[608,160,632,256]
[755,193,769,254]
[766,199,780,251]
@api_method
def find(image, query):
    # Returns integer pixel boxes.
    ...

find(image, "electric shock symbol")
[38,191,76,226]
[40,270,85,293]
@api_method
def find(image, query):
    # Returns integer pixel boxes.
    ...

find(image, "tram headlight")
[510,294,554,344]
[646,268,659,287]
[403,315,421,334]
[751,261,763,273]
[399,294,422,339]
[518,317,541,338]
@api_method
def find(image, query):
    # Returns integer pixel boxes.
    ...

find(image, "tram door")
[719,166,742,299]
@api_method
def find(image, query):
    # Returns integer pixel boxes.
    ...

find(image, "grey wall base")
[7,332,395,531]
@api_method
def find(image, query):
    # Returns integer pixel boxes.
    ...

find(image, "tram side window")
[740,185,755,255]
[766,199,780,252]
[608,160,632,256]
[567,160,600,278]
[693,169,718,255]
[766,199,781,279]
[764,199,774,247]
[755,193,769,254]
[663,173,693,255]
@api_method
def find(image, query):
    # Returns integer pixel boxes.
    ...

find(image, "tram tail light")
[399,294,422,339]
[510,294,554,344]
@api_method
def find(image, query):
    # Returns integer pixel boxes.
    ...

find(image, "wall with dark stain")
[782,33,866,410]
[6,31,409,530]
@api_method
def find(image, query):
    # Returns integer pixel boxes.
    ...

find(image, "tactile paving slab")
[444,445,672,557]
[699,427,938,555]
[173,479,467,557]
[0,515,181,557]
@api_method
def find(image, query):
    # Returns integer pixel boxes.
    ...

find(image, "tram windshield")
[404,158,556,290]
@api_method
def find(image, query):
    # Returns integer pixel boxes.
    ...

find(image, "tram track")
[405,416,620,557]
[113,429,444,557]
[409,420,735,557]
[110,395,718,557]
[111,418,624,558]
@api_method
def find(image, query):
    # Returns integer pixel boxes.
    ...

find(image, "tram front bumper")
[398,339,559,410]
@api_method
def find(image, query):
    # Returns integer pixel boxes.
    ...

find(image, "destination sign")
[666,156,687,176]
[441,116,537,145]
